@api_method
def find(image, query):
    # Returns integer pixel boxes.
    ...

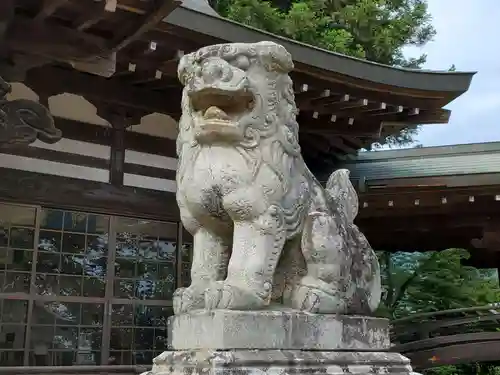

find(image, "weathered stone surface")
[169,310,390,351]
[144,349,417,375]
[173,41,381,315]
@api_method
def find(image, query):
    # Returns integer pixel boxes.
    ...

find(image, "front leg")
[173,226,230,314]
[205,199,286,310]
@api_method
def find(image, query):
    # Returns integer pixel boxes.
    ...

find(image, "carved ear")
[326,169,359,223]
[177,53,194,85]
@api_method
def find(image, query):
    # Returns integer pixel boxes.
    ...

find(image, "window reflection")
[114,218,177,300]
[0,203,36,298]
[0,202,191,367]
[29,302,103,366]
[36,209,109,298]
[110,304,171,365]
[182,230,193,287]
[0,299,28,366]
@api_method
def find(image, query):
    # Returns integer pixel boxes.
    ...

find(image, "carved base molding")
[146,349,417,375]
[143,310,420,375]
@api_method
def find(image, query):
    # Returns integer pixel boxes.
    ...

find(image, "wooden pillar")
[95,104,144,186]
[108,115,126,186]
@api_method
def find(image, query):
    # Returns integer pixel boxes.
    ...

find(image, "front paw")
[204,281,270,310]
[173,285,206,314]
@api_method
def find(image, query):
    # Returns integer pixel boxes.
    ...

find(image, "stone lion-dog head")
[176,42,304,183]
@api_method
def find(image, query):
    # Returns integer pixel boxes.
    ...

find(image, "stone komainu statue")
[174,41,381,314]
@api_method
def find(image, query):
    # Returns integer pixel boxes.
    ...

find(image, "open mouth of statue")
[190,88,254,142]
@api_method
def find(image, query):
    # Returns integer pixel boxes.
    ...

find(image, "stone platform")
[149,349,415,375]
[144,310,419,375]
[168,310,390,351]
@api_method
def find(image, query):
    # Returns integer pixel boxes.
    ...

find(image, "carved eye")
[232,55,250,71]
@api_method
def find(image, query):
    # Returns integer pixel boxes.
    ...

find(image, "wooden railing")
[0,365,149,375]
[391,304,500,369]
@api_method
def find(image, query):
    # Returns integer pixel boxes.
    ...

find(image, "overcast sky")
[403,0,499,147]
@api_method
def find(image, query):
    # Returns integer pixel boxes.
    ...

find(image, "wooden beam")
[95,107,133,187]
[71,0,114,31]
[341,135,365,150]
[0,144,109,170]
[379,108,451,125]
[359,198,500,218]
[0,0,14,42]
[24,66,182,118]
[404,341,500,369]
[34,0,70,22]
[109,0,181,53]
[363,230,480,253]
[5,16,107,61]
[394,332,500,354]
[320,98,370,113]
[110,124,125,186]
[290,71,444,109]
[0,167,179,222]
[52,117,177,159]
[358,214,500,233]
[328,137,358,156]
[299,115,383,137]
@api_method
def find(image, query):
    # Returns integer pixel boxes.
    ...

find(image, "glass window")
[0,299,28,366]
[181,230,193,287]
[29,301,104,366]
[109,304,172,365]
[35,209,109,298]
[0,202,190,367]
[114,218,177,300]
[0,203,36,297]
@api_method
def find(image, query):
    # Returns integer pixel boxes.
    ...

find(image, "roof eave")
[165,6,476,96]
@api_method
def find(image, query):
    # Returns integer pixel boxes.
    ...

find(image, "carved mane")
[176,42,310,199]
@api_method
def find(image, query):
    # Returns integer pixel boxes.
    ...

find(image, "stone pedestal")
[146,310,419,375]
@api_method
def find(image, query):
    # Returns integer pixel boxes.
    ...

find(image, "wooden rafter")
[34,0,70,22]
[109,0,182,53]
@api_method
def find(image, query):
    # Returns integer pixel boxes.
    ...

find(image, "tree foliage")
[377,249,500,375]
[212,0,435,68]
[209,0,436,146]
[377,248,500,319]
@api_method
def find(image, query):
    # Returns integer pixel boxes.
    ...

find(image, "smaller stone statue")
[0,76,61,146]
[173,41,381,315]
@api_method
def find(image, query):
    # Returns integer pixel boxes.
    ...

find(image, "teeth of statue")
[204,106,230,120]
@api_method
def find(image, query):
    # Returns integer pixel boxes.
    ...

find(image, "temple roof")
[177,0,221,17]
[167,0,474,99]
[338,142,500,261]
[5,0,476,172]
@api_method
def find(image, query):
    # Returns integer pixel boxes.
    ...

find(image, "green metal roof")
[341,142,500,184]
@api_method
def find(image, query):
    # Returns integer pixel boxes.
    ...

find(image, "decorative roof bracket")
[0,76,62,146]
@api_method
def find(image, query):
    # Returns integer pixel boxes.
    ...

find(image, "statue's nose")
[202,64,223,84]
[201,61,233,84]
